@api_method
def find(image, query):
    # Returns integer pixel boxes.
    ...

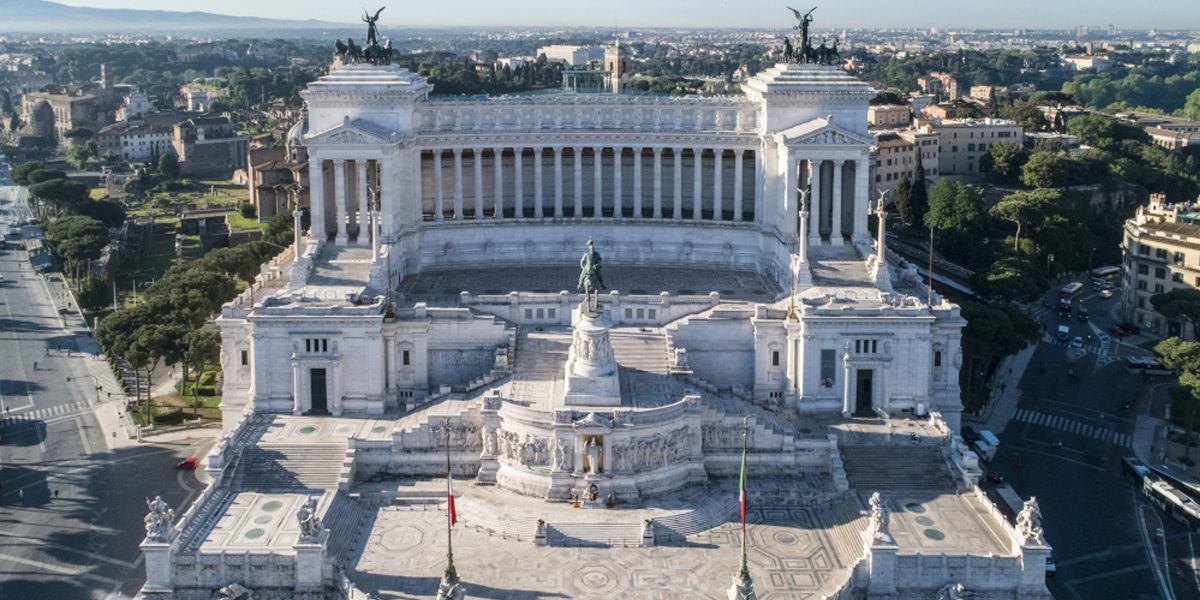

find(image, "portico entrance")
[310,368,329,414]
[855,369,873,416]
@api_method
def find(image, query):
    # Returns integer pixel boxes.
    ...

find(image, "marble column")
[308,155,325,241]
[854,155,871,240]
[493,147,504,219]
[452,148,464,220]
[613,147,623,218]
[672,147,682,219]
[433,150,444,221]
[513,147,525,218]
[754,150,764,224]
[831,159,844,246]
[534,147,544,218]
[784,157,798,240]
[593,146,603,218]
[713,149,723,221]
[356,160,368,241]
[554,146,564,218]
[734,149,745,222]
[473,148,484,219]
[633,147,643,218]
[653,147,663,219]
[573,146,584,217]
[809,159,822,245]
[334,159,348,245]
[842,353,853,418]
[692,148,703,220]
[292,361,303,415]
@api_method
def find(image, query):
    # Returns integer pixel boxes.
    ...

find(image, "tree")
[29,178,90,216]
[990,189,1060,252]
[1156,337,1200,462]
[77,275,110,311]
[7,113,19,133]
[1020,151,1074,188]
[980,142,1029,186]
[959,299,1041,405]
[1065,113,1148,151]
[28,169,67,184]
[182,330,221,415]
[158,152,180,180]
[10,161,44,186]
[870,91,908,105]
[894,173,915,226]
[67,142,94,170]
[48,215,109,283]
[925,180,986,260]
[1152,288,1200,336]
[999,101,1049,132]
[74,199,127,228]
[63,127,94,142]
[909,153,929,225]
[1,90,13,115]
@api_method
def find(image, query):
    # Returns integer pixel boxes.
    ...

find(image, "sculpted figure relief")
[868,492,894,544]
[1016,497,1046,545]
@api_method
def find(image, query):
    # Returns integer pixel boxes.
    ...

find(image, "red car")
[176,457,198,470]
[986,466,1003,483]
[1108,324,1127,337]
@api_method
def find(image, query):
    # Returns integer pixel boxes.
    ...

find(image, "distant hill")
[0,0,353,34]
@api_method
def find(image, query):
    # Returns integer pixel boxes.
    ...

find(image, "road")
[0,183,216,599]
[987,274,1200,600]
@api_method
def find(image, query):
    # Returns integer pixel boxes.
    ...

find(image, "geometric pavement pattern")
[349,505,862,600]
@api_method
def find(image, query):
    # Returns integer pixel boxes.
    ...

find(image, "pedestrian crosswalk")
[0,400,91,426]
[1041,333,1105,355]
[1012,408,1132,447]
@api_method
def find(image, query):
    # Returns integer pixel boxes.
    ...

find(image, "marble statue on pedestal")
[585,438,602,474]
[296,496,324,540]
[577,240,606,315]
[218,582,253,600]
[1016,497,1045,545]
[936,583,976,600]
[868,492,894,544]
[144,495,174,542]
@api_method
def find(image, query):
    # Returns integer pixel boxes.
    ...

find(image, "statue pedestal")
[564,306,621,407]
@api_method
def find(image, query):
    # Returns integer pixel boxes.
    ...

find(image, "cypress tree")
[910,147,930,228]
[895,172,915,226]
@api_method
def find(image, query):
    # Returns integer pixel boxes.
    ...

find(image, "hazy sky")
[51,0,1200,30]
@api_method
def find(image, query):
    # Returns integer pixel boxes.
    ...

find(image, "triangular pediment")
[775,118,874,147]
[304,117,396,145]
[573,412,612,429]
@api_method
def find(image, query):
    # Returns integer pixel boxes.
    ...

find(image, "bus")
[1060,282,1084,301]
[1143,473,1200,532]
[1122,456,1150,482]
[1091,266,1121,280]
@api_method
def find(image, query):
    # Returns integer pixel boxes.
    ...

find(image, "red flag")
[448,475,458,526]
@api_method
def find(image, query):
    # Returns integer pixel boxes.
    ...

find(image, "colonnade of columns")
[307,155,382,246]
[784,154,870,246]
[421,147,760,222]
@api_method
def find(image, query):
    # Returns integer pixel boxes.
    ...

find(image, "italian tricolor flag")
[448,476,458,526]
[739,440,748,524]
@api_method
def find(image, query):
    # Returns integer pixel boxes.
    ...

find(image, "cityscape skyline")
[44,0,1200,32]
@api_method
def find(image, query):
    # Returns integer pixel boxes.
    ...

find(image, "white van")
[973,440,992,462]
[979,430,1000,460]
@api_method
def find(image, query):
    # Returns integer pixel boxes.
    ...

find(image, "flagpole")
[732,414,755,599]
[438,421,459,598]
[740,415,748,565]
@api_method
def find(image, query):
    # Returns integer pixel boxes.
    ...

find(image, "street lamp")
[1047,253,1054,278]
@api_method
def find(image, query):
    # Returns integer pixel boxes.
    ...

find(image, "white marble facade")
[217,62,965,433]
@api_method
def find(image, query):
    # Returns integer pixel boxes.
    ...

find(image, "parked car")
[176,457,198,470]
[1046,554,1056,574]
[1109,324,1128,337]
[986,465,1003,483]
[1119,322,1142,335]
[1071,336,1083,348]
[1100,289,1114,299]
[885,231,899,240]
[1078,307,1089,322]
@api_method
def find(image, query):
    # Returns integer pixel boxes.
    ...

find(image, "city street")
[986,275,1200,600]
[0,184,217,599]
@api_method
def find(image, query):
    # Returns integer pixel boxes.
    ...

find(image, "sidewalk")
[964,342,1039,434]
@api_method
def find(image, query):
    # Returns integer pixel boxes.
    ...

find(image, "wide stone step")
[547,523,643,548]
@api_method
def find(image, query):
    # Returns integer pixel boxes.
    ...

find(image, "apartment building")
[930,118,1022,182]
[1122,195,1200,340]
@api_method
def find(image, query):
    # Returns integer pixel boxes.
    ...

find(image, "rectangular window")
[536,308,544,319]
[855,340,862,353]
[525,309,533,319]
[1139,244,1149,256]
[772,351,780,367]
[1155,284,1165,293]
[240,350,248,366]
[625,308,633,318]
[648,309,656,319]
[1157,248,1169,260]
[637,308,645,319]
[402,350,410,366]
[934,351,942,367]
[1156,268,1166,279]
[1173,273,1184,283]
[1138,264,1149,275]
[1137,296,1145,308]
[1175,252,1186,265]
[305,339,311,352]
[322,339,328,353]
[821,350,836,387]
[1138,280,1147,290]
[548,308,556,319]
[872,340,878,354]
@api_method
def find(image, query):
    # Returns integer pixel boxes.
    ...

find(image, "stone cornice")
[413,132,762,149]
